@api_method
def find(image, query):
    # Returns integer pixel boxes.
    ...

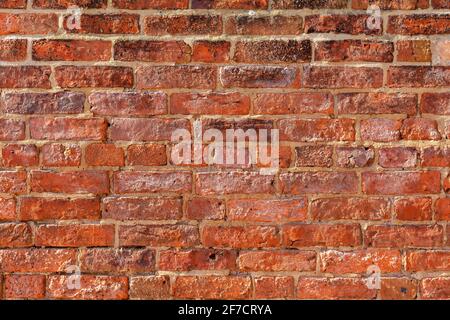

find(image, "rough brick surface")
[0,0,448,301]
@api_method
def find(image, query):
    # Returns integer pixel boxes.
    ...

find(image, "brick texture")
[0,0,448,301]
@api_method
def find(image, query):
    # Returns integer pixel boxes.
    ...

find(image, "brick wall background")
[0,0,449,300]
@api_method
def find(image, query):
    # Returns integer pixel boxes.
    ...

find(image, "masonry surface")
[0,0,449,300]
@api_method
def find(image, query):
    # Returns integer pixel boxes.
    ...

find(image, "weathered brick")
[254,93,333,115]
[421,278,450,299]
[432,0,450,8]
[406,251,450,272]
[388,66,450,87]
[353,0,428,9]
[435,198,450,220]
[280,172,358,194]
[0,13,58,35]
[127,144,167,166]
[283,224,362,248]
[186,198,225,220]
[31,170,109,194]
[380,278,418,300]
[159,249,236,271]
[295,145,333,167]
[365,225,444,248]
[113,0,188,9]
[378,147,418,168]
[137,66,216,89]
[55,66,133,88]
[64,14,139,34]
[42,143,81,167]
[388,15,450,35]
[47,275,128,300]
[0,66,51,88]
[144,15,222,35]
[0,39,27,61]
[311,197,390,221]
[114,41,191,63]
[397,40,431,62]
[113,171,191,194]
[297,278,376,299]
[420,93,450,115]
[0,171,27,194]
[0,248,77,272]
[279,119,355,142]
[303,66,383,88]
[2,144,39,167]
[202,225,280,248]
[36,224,114,247]
[220,66,299,88]
[274,0,348,9]
[238,250,316,271]
[337,93,417,115]
[0,0,26,8]
[336,147,375,168]
[30,118,107,141]
[394,197,433,221]
[225,15,302,35]
[130,276,171,300]
[192,0,268,9]
[32,40,111,61]
[360,118,402,142]
[85,143,124,167]
[234,40,311,63]
[19,197,100,221]
[3,92,85,114]
[254,276,295,299]
[0,198,16,221]
[34,0,107,8]
[192,40,230,62]
[0,223,32,247]
[5,275,46,299]
[315,40,393,62]
[171,92,250,115]
[305,15,382,35]
[81,248,155,273]
[119,224,199,247]
[401,118,441,140]
[103,197,182,220]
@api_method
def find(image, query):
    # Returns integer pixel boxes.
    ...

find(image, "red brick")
[432,0,450,8]
[0,0,26,8]
[305,15,382,35]
[55,66,133,88]
[388,15,449,35]
[64,14,139,34]
[297,278,376,300]
[42,143,81,167]
[280,172,358,194]
[119,224,199,247]
[254,93,333,115]
[127,144,167,166]
[397,40,431,62]
[85,143,124,166]
[89,92,167,117]
[31,170,109,194]
[192,0,268,9]
[363,171,440,195]
[228,198,307,222]
[81,248,154,273]
[378,147,418,168]
[19,197,100,221]
[30,118,107,141]
[406,251,450,272]
[380,278,418,300]
[283,224,362,248]
[280,119,355,142]
[238,250,315,272]
[254,276,295,299]
[173,276,251,299]
[421,278,450,299]
[234,40,311,63]
[225,15,302,35]
[2,144,39,167]
[303,66,383,89]
[130,276,170,300]
[315,40,393,62]
[0,13,58,35]
[420,93,450,115]
[388,66,450,87]
[295,145,333,167]
[3,92,85,114]
[113,171,191,194]
[144,15,222,35]
[336,147,375,168]
[137,66,216,89]
[36,224,114,247]
[365,225,444,248]
[5,275,46,299]
[220,66,299,88]
[337,93,417,115]
[360,118,402,142]
[0,66,51,88]
[185,198,225,220]
[0,248,77,272]
[320,249,402,274]
[47,275,128,300]
[0,198,16,221]
[0,223,32,247]
[0,171,27,194]
[401,118,441,140]
[159,249,236,271]
[113,0,188,9]
[0,39,27,61]
[114,41,191,63]
[274,0,348,8]
[34,0,107,8]
[0,120,25,141]
[192,40,230,62]
[435,198,450,220]
[394,197,432,221]
[33,40,111,61]
[103,197,181,220]
[311,197,390,221]
[171,92,250,115]
[195,171,275,195]
[352,0,428,9]
[202,225,280,248]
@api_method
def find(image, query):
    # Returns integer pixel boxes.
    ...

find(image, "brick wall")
[0,0,449,300]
